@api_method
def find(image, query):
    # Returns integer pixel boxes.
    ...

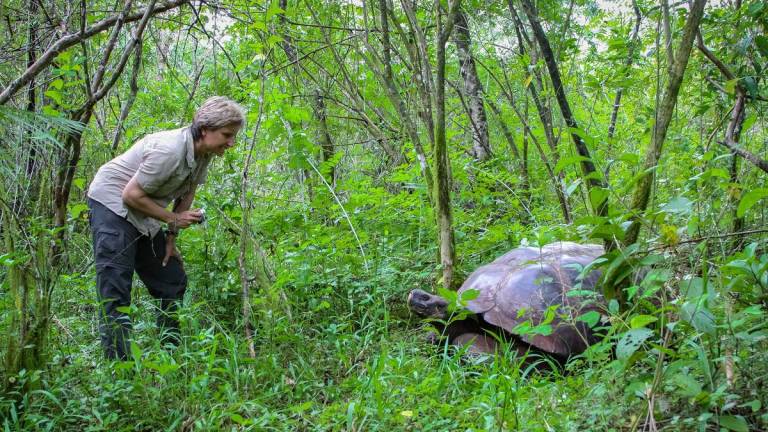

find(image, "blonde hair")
[191,96,245,140]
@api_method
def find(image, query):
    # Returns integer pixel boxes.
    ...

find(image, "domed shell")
[460,242,604,356]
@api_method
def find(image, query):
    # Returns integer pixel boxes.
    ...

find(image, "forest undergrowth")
[2,186,767,431]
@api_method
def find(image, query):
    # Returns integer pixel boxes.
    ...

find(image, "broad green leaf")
[719,415,749,432]
[724,78,739,94]
[630,315,658,329]
[616,328,654,360]
[230,414,252,425]
[42,105,60,116]
[660,197,692,214]
[44,89,63,105]
[737,188,768,217]
[554,155,589,174]
[589,188,608,212]
[590,222,625,241]
[576,310,601,328]
[739,400,761,413]
[69,203,88,219]
[616,153,639,164]
[266,34,283,48]
[530,323,553,336]
[460,288,479,302]
[671,372,702,397]
[742,113,757,133]
[681,302,716,335]
[265,2,285,20]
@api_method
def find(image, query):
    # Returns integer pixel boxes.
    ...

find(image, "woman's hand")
[162,235,183,268]
[167,209,203,232]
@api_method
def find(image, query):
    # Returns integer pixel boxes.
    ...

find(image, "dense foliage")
[1,0,767,430]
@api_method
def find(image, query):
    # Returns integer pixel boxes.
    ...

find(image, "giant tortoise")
[408,242,605,360]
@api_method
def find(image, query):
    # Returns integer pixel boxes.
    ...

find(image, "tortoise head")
[407,289,449,319]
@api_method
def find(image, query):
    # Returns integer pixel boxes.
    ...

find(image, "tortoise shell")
[459,242,604,356]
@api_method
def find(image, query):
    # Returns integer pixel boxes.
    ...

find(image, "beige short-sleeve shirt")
[88,127,212,237]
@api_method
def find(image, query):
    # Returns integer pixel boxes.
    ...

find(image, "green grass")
[4,260,767,431]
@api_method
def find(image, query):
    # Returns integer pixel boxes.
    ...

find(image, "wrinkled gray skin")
[408,242,605,357]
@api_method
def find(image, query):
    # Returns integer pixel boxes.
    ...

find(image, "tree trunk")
[313,89,335,187]
[519,0,607,218]
[452,9,491,161]
[624,0,708,246]
[434,0,461,290]
[607,0,642,141]
[507,2,571,222]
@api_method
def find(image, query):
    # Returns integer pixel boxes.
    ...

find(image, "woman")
[87,96,245,360]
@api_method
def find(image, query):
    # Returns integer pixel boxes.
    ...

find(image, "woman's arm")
[122,176,202,229]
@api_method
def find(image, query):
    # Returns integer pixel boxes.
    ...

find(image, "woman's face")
[201,125,241,156]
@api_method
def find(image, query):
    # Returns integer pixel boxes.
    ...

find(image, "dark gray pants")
[88,199,187,360]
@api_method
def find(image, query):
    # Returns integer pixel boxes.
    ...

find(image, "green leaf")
[130,342,142,364]
[737,188,768,217]
[266,2,285,20]
[567,127,595,146]
[671,372,702,397]
[589,188,609,212]
[660,196,692,214]
[630,315,658,329]
[739,400,761,413]
[69,203,88,219]
[44,89,63,105]
[266,34,283,47]
[742,76,758,100]
[589,222,625,241]
[756,35,768,58]
[724,78,739,95]
[42,105,60,116]
[742,113,757,133]
[50,79,64,90]
[565,179,582,197]
[616,328,653,360]
[719,415,749,432]
[554,155,589,174]
[748,1,765,17]
[576,310,601,328]
[460,288,479,302]
[523,74,533,88]
[616,153,639,164]
[230,414,252,425]
[681,302,716,335]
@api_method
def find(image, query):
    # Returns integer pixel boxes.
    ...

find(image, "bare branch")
[0,0,188,105]
[111,41,142,151]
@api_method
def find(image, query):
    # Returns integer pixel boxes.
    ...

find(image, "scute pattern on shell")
[460,242,605,356]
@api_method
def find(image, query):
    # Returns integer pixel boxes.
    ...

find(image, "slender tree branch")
[0,0,188,105]
[111,41,142,151]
